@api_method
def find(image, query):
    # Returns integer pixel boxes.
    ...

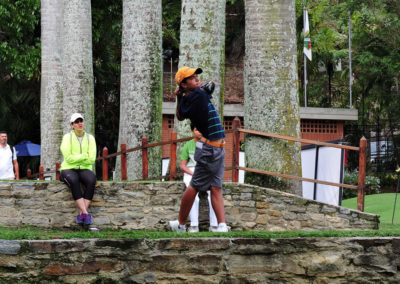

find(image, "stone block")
[0,240,20,255]
[240,193,252,200]
[0,198,14,206]
[0,183,12,191]
[239,200,255,207]
[44,261,123,275]
[241,213,257,222]
[267,210,280,217]
[256,202,270,208]
[256,214,268,224]
[150,254,221,275]
[0,207,18,218]
[321,205,338,214]
[244,222,257,229]
[46,183,66,193]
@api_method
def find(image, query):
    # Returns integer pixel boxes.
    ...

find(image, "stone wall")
[0,182,378,231]
[0,237,399,283]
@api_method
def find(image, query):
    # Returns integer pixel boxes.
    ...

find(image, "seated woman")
[59,113,97,225]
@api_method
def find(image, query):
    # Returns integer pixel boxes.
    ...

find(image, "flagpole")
[303,5,307,107]
[348,11,352,109]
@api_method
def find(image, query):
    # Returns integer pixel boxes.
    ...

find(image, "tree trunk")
[116,0,163,180]
[40,0,64,174]
[244,0,302,195]
[175,0,226,161]
[62,0,94,135]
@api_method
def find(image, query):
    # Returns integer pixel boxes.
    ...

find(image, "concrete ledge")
[0,181,378,231]
[0,237,399,282]
[162,102,358,120]
[299,107,358,121]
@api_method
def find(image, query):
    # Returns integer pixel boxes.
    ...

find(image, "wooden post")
[170,131,177,181]
[39,165,44,180]
[27,169,31,179]
[121,143,127,181]
[102,147,108,181]
[142,137,148,180]
[232,117,241,182]
[357,137,367,212]
[55,162,60,181]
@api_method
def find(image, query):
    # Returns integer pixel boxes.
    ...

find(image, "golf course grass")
[342,193,400,224]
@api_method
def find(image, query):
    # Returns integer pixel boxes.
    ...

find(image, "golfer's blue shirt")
[178,88,225,141]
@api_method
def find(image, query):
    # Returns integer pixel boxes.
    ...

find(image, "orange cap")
[175,66,202,85]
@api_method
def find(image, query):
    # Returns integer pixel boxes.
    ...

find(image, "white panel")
[162,158,170,181]
[315,147,342,206]
[239,151,245,184]
[301,148,316,200]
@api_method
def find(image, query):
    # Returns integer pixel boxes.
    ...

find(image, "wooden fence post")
[357,137,367,212]
[232,117,241,183]
[121,143,127,180]
[55,162,60,181]
[170,131,177,181]
[102,147,108,181]
[142,137,149,180]
[39,165,44,180]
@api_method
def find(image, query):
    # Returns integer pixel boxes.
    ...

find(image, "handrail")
[239,128,360,151]
[232,119,366,212]
[237,166,358,190]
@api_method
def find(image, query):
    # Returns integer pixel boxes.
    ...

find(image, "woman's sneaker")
[83,213,93,225]
[215,223,231,233]
[209,226,219,232]
[169,220,186,232]
[75,213,85,225]
[187,226,199,233]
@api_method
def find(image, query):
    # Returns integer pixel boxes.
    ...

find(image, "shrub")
[343,169,381,199]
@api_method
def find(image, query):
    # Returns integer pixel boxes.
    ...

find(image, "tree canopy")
[1,0,399,175]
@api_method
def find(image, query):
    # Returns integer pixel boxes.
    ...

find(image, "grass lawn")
[342,193,400,224]
[1,193,400,240]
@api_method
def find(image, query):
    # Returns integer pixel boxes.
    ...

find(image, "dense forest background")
[0,0,399,183]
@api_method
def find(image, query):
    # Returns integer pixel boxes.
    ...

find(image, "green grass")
[1,193,400,240]
[342,193,400,224]
[1,224,400,240]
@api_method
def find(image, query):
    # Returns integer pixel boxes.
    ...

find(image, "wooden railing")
[230,118,367,212]
[27,117,366,211]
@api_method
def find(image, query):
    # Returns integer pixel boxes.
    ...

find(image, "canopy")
[14,140,41,156]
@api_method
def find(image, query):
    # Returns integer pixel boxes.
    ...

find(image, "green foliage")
[91,0,122,161]
[0,0,41,80]
[343,169,381,199]
[162,0,181,58]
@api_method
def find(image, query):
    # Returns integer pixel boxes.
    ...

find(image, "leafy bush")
[343,169,381,199]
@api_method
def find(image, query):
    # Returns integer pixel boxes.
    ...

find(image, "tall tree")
[116,0,163,180]
[176,0,226,140]
[40,0,64,172]
[244,0,302,195]
[62,0,95,134]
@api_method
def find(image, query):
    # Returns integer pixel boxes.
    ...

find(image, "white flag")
[304,10,312,61]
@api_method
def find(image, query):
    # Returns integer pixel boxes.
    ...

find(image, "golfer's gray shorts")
[190,141,225,192]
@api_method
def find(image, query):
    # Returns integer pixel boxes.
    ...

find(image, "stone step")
[0,181,379,231]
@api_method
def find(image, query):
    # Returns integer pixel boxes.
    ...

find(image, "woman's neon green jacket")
[60,131,97,171]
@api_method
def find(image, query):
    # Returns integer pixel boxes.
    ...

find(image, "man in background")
[0,131,19,180]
